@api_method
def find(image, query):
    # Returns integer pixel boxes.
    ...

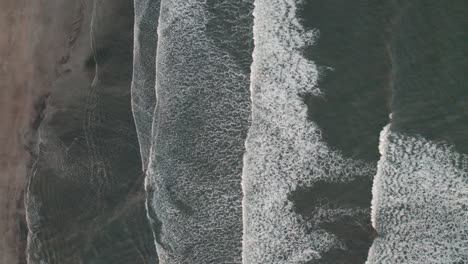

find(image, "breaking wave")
[367,125,468,264]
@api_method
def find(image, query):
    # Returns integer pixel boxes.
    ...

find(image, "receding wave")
[131,0,161,169]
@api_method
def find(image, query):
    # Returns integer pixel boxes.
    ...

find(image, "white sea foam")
[367,127,468,263]
[242,0,375,263]
[145,0,252,263]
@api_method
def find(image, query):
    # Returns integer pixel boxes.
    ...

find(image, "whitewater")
[242,0,376,263]
[141,0,253,263]
[367,124,468,263]
[131,0,468,263]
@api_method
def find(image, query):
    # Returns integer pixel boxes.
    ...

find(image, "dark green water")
[390,1,468,155]
[301,0,392,162]
[301,0,468,158]
[294,1,468,263]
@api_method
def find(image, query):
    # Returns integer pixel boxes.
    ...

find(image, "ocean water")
[242,1,379,263]
[142,0,253,263]
[242,0,467,263]
[367,1,468,263]
[136,0,467,263]
[300,0,392,162]
[298,1,394,262]
[17,0,467,263]
[389,0,468,155]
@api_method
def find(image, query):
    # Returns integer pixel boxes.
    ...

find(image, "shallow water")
[25,0,157,263]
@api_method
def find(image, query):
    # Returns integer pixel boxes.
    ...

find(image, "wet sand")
[1,1,157,263]
[25,0,157,263]
[0,0,84,263]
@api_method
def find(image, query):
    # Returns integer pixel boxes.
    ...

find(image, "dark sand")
[0,0,84,262]
[25,0,157,263]
[1,0,157,263]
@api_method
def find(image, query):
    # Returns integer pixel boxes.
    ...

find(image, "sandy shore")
[0,1,88,263]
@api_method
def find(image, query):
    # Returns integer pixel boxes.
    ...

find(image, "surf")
[242,0,376,263]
